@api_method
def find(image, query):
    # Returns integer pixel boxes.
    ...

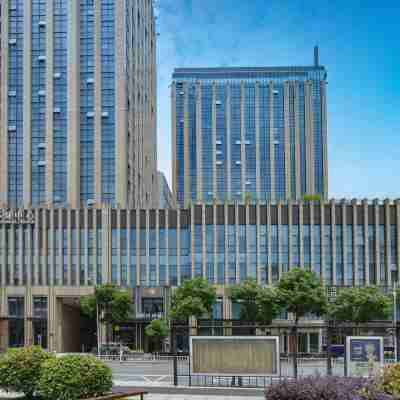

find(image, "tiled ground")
[0,390,264,400]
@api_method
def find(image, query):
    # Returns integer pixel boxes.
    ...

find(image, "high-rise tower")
[172,48,328,207]
[0,0,157,208]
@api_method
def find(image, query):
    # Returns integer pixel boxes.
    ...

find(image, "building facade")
[0,200,399,351]
[172,48,328,207]
[0,0,157,209]
[158,171,175,209]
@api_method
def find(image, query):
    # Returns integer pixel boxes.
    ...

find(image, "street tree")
[277,268,328,378]
[145,319,169,351]
[230,279,282,327]
[145,319,170,352]
[80,284,132,345]
[329,286,392,328]
[256,286,283,326]
[169,277,217,321]
[169,278,217,355]
[230,279,260,322]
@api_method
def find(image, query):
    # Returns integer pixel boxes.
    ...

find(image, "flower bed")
[264,376,393,400]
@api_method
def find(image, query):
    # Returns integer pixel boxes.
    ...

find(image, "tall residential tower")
[0,0,157,209]
[172,48,328,207]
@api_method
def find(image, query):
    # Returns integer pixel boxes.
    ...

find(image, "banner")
[346,336,384,377]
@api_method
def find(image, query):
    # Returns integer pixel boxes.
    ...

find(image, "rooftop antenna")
[314,45,319,67]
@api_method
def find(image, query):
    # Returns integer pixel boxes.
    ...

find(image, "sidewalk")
[116,386,264,399]
[0,388,264,400]
[142,395,264,400]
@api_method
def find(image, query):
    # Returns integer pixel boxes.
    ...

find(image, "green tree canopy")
[230,279,260,322]
[169,278,217,321]
[277,268,328,379]
[277,268,328,323]
[243,192,253,203]
[230,279,282,324]
[145,319,170,352]
[256,287,283,325]
[329,286,392,324]
[302,194,322,202]
[145,319,169,339]
[80,284,132,327]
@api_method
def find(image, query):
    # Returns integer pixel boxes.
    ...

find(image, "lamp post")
[96,302,101,357]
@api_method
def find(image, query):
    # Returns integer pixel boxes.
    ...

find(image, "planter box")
[0,390,147,400]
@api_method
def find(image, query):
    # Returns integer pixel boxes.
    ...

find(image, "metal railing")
[97,353,188,362]
[169,320,400,387]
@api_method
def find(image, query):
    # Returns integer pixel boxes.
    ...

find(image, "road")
[108,358,347,387]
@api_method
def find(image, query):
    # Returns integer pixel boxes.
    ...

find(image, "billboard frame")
[189,335,280,377]
[345,336,384,377]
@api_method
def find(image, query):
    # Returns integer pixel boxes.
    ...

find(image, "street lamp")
[97,302,101,357]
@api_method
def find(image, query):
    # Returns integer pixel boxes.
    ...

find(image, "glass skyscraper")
[172,48,328,207]
[0,0,158,209]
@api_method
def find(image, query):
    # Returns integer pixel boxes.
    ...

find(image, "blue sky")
[156,0,400,198]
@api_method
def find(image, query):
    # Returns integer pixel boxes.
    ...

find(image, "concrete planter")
[0,390,147,400]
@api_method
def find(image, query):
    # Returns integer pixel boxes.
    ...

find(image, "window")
[8,297,24,347]
[168,229,177,286]
[193,225,202,277]
[159,228,166,286]
[217,225,225,284]
[8,297,24,317]
[142,298,163,317]
[101,0,116,205]
[180,229,191,281]
[33,296,47,348]
[205,225,214,283]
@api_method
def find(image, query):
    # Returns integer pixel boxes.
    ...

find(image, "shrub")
[264,376,393,400]
[0,346,53,399]
[37,354,112,400]
[145,319,169,352]
[379,364,400,397]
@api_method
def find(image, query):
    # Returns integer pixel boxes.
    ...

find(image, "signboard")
[190,336,279,376]
[0,209,35,224]
[346,336,384,377]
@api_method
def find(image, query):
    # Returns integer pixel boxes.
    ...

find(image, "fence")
[98,353,188,362]
[169,320,400,387]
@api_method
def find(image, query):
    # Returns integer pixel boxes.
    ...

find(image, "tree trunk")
[293,317,299,379]
[106,323,111,344]
[170,322,176,354]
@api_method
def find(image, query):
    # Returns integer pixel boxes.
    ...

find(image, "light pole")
[96,302,101,357]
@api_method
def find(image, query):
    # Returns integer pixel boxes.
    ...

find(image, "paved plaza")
[141,395,264,400]
[0,389,264,400]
